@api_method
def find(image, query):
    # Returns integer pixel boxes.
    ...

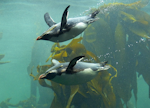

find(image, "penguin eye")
[46,72,57,80]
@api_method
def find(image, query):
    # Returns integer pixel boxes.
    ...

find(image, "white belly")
[50,22,88,42]
[51,68,98,85]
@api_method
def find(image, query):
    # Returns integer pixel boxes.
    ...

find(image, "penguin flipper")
[60,5,70,33]
[66,55,85,74]
[52,59,60,65]
[44,12,56,27]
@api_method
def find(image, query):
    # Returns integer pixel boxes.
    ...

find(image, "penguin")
[39,56,110,85]
[36,5,100,42]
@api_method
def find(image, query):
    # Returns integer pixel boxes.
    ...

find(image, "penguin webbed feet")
[101,61,108,67]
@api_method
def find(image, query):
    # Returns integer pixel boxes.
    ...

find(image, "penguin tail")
[91,9,100,18]
[101,61,108,67]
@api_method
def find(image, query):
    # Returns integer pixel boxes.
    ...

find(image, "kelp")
[29,0,150,107]
[87,71,116,108]
[84,25,97,43]
[28,36,117,108]
[66,85,79,108]
[129,26,150,39]
[135,38,150,98]
[97,0,149,13]
[114,22,126,74]
[46,37,100,63]
[30,64,51,80]
[82,0,150,108]
[119,11,136,23]
[3,0,150,108]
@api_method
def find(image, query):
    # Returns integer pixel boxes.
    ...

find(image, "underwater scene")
[1,0,150,108]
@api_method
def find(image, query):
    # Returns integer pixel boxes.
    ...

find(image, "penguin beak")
[36,36,42,40]
[38,74,45,80]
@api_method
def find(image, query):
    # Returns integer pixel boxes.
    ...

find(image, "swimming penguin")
[39,56,110,85]
[36,5,100,42]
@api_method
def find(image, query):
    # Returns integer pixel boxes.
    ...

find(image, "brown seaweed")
[4,0,149,108]
[46,37,100,63]
[28,35,117,108]
[82,0,150,107]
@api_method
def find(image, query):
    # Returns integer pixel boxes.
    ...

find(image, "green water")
[0,0,150,108]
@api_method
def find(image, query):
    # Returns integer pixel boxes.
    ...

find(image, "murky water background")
[0,0,150,108]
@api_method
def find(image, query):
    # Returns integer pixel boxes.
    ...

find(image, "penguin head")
[39,70,57,80]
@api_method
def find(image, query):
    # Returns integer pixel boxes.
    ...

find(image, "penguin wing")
[66,55,85,74]
[44,12,56,27]
[52,59,60,65]
[60,5,70,33]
